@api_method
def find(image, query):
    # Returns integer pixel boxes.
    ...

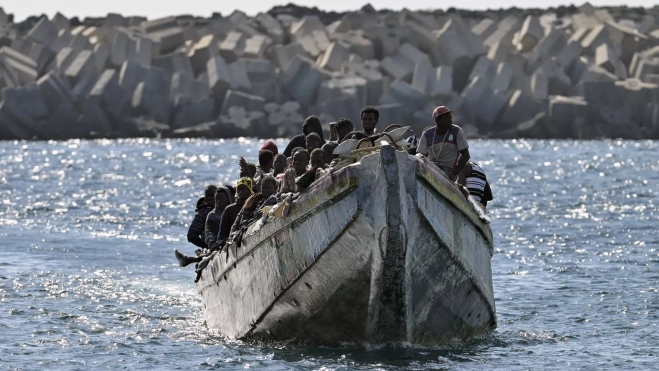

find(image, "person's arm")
[187,212,206,248]
[204,213,219,248]
[217,208,231,245]
[451,148,470,181]
[283,135,303,157]
[417,132,428,156]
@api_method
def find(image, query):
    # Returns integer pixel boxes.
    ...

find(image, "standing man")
[417,106,470,182]
[360,107,379,135]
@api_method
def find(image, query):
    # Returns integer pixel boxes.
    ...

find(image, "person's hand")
[449,172,458,182]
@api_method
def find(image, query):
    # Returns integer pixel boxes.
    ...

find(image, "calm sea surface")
[1,139,657,370]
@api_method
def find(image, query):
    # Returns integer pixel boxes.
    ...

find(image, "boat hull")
[196,146,495,346]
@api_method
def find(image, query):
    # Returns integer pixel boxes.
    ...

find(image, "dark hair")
[205,184,217,194]
[294,148,310,160]
[291,146,305,156]
[336,118,354,130]
[311,148,325,157]
[225,185,235,197]
[305,132,321,142]
[360,106,379,121]
[274,153,286,161]
[261,175,277,186]
[258,149,274,167]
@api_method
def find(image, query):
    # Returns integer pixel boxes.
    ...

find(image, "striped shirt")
[466,162,488,203]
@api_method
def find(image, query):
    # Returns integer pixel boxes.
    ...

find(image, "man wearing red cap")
[260,140,278,155]
[417,106,471,182]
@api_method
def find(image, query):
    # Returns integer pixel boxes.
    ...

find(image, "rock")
[516,16,544,53]
[207,55,232,104]
[264,101,303,136]
[281,55,330,107]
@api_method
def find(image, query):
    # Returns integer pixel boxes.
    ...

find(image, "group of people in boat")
[175,105,493,269]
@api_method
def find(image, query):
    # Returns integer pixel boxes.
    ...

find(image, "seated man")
[305,132,323,153]
[204,186,233,248]
[186,184,216,249]
[230,175,279,237]
[295,148,328,192]
[417,106,470,181]
[283,115,326,157]
[273,153,287,179]
[175,179,251,267]
[280,149,310,194]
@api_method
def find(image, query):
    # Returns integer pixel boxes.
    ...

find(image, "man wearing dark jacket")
[187,184,216,249]
[283,115,326,157]
[217,177,253,246]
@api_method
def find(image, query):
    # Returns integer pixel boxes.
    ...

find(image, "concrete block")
[500,89,545,128]
[525,28,568,73]
[491,62,513,92]
[104,13,128,28]
[471,18,497,41]
[132,81,170,123]
[462,76,489,111]
[548,96,588,137]
[484,15,521,49]
[264,101,303,136]
[477,89,511,127]
[92,43,109,71]
[173,97,215,129]
[0,102,32,139]
[64,50,95,85]
[406,21,436,53]
[148,27,185,54]
[317,75,368,107]
[27,17,59,47]
[0,47,38,85]
[169,72,194,101]
[516,16,544,53]
[77,97,113,134]
[207,55,232,103]
[468,55,495,82]
[281,55,330,106]
[555,40,583,71]
[318,41,350,72]
[89,69,130,123]
[290,16,326,38]
[216,106,266,136]
[228,61,252,91]
[581,24,610,55]
[530,72,549,100]
[342,59,384,105]
[189,34,218,75]
[118,60,149,91]
[389,80,427,116]
[2,83,48,120]
[412,57,433,94]
[52,12,70,31]
[312,95,362,124]
[218,32,245,63]
[141,17,178,34]
[255,12,285,44]
[431,66,453,97]
[381,56,413,81]
[131,37,153,66]
[110,31,129,67]
[595,43,619,74]
[243,34,271,59]
[269,42,306,71]
[36,71,75,112]
[152,50,193,78]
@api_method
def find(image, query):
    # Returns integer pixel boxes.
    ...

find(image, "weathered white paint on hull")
[196,145,495,346]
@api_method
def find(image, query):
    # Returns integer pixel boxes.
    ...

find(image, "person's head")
[204,184,217,205]
[322,143,335,164]
[310,148,326,169]
[360,107,379,134]
[214,187,231,211]
[273,153,287,175]
[432,106,453,132]
[260,175,277,198]
[336,118,354,142]
[225,185,236,199]
[292,149,310,175]
[260,140,278,155]
[302,115,323,138]
[236,177,253,201]
[305,132,322,152]
[258,149,274,171]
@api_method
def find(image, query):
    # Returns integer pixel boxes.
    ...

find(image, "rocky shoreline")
[1,3,659,140]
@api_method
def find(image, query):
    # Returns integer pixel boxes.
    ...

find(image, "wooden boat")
[196,145,495,346]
